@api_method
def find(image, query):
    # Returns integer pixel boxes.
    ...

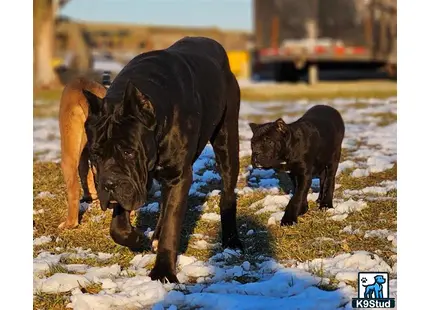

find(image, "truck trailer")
[251,0,397,84]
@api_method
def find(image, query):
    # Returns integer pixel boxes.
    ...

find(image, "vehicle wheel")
[274,62,300,83]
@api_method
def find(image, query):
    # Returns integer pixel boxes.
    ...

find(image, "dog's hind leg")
[209,75,242,250]
[316,166,327,204]
[59,111,86,229]
[319,149,341,209]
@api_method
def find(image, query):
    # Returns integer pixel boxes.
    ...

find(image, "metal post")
[308,64,318,85]
[306,18,319,85]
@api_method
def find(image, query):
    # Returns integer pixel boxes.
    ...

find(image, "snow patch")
[327,199,368,221]
[296,251,392,282]
[33,235,52,246]
[201,213,221,222]
[37,273,90,293]
[139,202,160,213]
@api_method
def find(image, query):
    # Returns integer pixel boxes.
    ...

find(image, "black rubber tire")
[274,62,301,83]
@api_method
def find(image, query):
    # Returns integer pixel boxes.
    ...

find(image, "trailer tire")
[274,62,300,83]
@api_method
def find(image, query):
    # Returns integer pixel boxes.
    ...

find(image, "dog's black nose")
[104,179,116,192]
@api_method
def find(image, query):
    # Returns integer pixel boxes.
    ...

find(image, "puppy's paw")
[58,220,79,229]
[222,235,243,251]
[280,215,297,226]
[149,265,179,283]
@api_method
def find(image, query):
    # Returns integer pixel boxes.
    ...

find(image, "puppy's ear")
[249,122,259,134]
[275,118,288,134]
[123,80,156,130]
[83,89,104,116]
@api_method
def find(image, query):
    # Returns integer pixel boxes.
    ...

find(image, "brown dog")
[58,77,107,229]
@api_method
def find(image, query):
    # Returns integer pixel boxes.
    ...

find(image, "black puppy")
[249,105,345,226]
[83,36,242,283]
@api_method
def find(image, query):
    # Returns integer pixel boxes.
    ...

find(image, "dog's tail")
[102,71,111,89]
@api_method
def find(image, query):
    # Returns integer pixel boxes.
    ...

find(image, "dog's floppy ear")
[123,80,156,130]
[275,118,288,134]
[249,123,259,134]
[83,89,104,116]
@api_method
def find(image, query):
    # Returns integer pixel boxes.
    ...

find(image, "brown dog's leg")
[59,155,81,228]
[59,113,86,229]
[58,78,107,229]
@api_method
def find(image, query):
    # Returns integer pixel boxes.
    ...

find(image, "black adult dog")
[249,105,345,226]
[83,37,242,283]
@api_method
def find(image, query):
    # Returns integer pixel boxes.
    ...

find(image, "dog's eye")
[123,150,135,159]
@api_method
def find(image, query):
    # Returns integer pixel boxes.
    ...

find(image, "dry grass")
[33,160,397,264]
[34,291,70,310]
[33,282,102,310]
[33,81,397,118]
[336,163,397,192]
[33,161,397,308]
[34,101,60,118]
[80,282,103,295]
[370,112,397,126]
[240,81,397,102]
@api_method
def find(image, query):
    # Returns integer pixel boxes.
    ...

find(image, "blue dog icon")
[363,275,386,298]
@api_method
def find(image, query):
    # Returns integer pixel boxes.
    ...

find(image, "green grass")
[46,263,69,277]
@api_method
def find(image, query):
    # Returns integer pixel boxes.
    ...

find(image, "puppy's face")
[249,118,288,169]
[83,81,157,212]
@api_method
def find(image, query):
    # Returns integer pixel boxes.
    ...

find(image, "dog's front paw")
[222,234,243,251]
[149,264,179,283]
[280,214,297,226]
